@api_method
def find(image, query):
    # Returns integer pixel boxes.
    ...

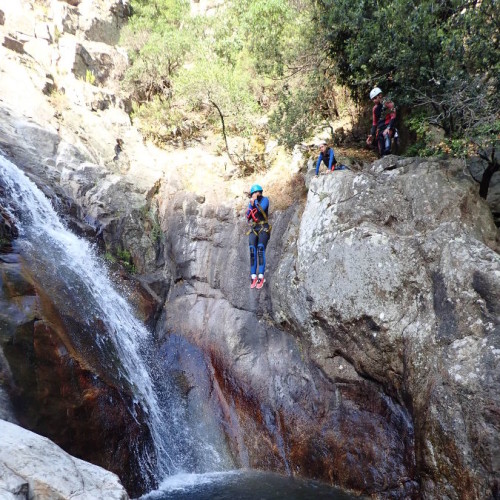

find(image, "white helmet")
[369,87,382,100]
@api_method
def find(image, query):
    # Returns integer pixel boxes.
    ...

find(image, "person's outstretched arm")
[328,148,337,171]
[315,153,324,175]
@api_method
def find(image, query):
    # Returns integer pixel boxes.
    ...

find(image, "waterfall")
[0,154,231,488]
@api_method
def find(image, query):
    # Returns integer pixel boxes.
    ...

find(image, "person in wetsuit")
[245,184,270,289]
[315,140,337,175]
[366,87,397,157]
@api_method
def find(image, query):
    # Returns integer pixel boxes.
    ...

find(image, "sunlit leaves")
[122,0,318,147]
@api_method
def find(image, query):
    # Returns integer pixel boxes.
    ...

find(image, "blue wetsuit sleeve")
[315,154,323,175]
[256,197,269,213]
[328,149,336,170]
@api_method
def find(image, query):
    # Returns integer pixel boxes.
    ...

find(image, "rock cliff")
[0,1,499,499]
[157,156,499,498]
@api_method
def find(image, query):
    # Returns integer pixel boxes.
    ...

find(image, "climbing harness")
[247,207,259,223]
[246,200,272,236]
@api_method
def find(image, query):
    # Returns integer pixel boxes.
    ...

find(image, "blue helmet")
[250,184,263,195]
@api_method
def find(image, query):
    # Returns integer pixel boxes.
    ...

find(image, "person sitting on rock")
[315,140,337,175]
[366,87,397,157]
[246,184,270,289]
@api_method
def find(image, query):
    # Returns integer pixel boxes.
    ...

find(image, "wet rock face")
[0,0,164,278]
[0,203,18,246]
[158,157,499,498]
[209,347,417,496]
[0,105,164,279]
[270,158,500,498]
[158,181,417,496]
[0,242,155,497]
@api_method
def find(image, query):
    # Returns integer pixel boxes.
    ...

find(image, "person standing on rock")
[246,184,270,289]
[315,140,337,175]
[366,87,397,157]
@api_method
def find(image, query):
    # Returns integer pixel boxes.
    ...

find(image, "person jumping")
[245,184,271,289]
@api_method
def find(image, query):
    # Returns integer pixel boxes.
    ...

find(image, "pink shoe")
[256,277,265,289]
[250,276,258,288]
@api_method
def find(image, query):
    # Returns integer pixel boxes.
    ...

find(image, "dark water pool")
[139,470,358,500]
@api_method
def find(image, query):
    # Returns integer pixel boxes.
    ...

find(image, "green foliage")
[131,96,184,145]
[316,0,499,152]
[238,0,295,76]
[104,252,116,263]
[116,248,136,273]
[141,204,163,243]
[122,0,194,103]
[121,0,498,157]
[211,10,245,67]
[269,84,321,148]
[122,0,318,150]
[174,56,259,134]
[150,220,162,243]
[128,0,189,32]
[127,32,192,100]
[407,117,500,159]
[405,114,433,156]
[104,248,136,273]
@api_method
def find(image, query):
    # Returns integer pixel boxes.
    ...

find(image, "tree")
[238,0,295,76]
[122,0,320,152]
[173,56,259,157]
[121,0,193,100]
[314,0,499,194]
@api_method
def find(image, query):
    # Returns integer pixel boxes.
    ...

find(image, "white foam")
[141,471,241,498]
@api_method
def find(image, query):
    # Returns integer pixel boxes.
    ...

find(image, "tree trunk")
[479,163,499,199]
[208,95,234,165]
[478,147,498,199]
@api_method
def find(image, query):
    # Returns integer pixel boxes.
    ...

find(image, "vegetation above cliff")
[121,0,498,177]
[120,0,320,149]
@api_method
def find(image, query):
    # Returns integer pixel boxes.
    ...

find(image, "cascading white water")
[0,154,231,488]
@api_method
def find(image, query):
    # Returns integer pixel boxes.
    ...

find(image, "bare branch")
[207,91,234,165]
